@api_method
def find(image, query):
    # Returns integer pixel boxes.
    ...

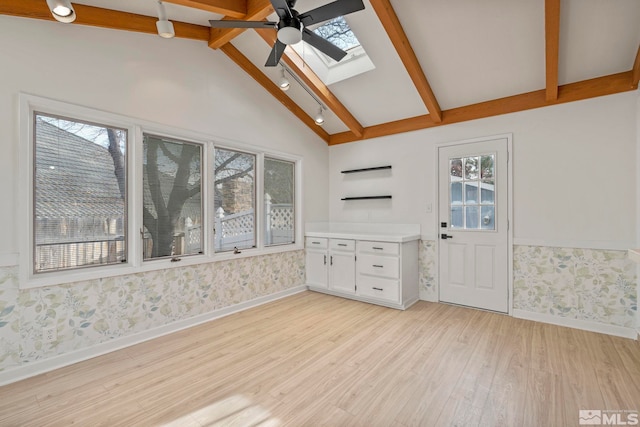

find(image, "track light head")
[46,0,76,23]
[314,106,325,126]
[278,68,290,91]
[156,1,175,38]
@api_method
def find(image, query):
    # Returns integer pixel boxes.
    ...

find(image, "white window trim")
[19,94,303,289]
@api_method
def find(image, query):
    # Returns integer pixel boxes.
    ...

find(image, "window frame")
[141,132,205,261]
[213,146,258,253]
[19,94,303,289]
[32,111,130,273]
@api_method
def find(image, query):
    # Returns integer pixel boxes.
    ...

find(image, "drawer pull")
[373,287,384,291]
[312,241,321,244]
[373,264,383,268]
[337,243,347,246]
[372,247,384,250]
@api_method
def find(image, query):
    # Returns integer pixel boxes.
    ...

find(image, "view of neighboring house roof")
[35,117,125,219]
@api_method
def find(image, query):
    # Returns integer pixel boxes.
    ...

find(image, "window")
[313,16,361,51]
[22,95,301,287]
[33,112,127,272]
[449,154,496,230]
[143,134,203,260]
[214,148,256,252]
[293,16,375,85]
[264,158,295,246]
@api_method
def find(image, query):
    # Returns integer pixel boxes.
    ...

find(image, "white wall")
[329,92,638,249]
[0,16,330,259]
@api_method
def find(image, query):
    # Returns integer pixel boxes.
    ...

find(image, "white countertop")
[305,222,421,243]
[628,249,640,264]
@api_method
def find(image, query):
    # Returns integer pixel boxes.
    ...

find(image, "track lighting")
[278,67,290,91]
[314,106,325,126]
[155,1,175,39]
[278,63,327,126]
[46,0,76,23]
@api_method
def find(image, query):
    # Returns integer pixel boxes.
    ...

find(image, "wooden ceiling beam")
[545,0,561,101]
[208,0,273,49]
[0,0,210,41]
[254,29,364,138]
[163,0,247,18]
[369,0,442,123]
[632,44,640,88]
[220,43,330,143]
[329,71,636,145]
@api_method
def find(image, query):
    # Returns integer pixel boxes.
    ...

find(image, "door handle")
[441,233,453,240]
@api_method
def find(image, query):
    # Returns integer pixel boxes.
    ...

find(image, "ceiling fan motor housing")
[277,11,303,45]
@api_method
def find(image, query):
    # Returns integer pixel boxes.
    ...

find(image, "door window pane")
[450,182,462,205]
[450,158,463,181]
[214,149,255,251]
[481,155,494,179]
[449,153,496,231]
[451,206,463,229]
[481,180,495,204]
[264,158,295,246]
[465,206,479,229]
[143,134,202,260]
[464,183,478,205]
[464,156,479,180]
[481,206,495,230]
[34,113,127,272]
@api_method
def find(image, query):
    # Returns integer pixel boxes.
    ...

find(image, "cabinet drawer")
[357,276,400,302]
[357,241,399,256]
[305,237,328,249]
[357,254,399,279]
[330,239,355,252]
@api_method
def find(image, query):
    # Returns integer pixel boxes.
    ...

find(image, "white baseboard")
[0,285,307,387]
[513,309,638,340]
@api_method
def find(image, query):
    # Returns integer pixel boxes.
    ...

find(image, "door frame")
[434,133,514,315]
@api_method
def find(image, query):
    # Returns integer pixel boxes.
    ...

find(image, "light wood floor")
[1,291,639,427]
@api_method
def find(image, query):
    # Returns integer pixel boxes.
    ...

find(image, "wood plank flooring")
[1,291,639,426]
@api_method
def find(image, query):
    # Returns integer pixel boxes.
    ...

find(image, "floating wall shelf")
[341,196,392,201]
[341,165,392,174]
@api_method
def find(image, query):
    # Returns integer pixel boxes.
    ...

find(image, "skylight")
[293,16,374,85]
[313,16,361,51]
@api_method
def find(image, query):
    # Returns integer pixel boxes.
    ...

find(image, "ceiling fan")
[209,0,365,67]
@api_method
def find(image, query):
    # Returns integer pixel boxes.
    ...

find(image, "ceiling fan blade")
[209,20,277,29]
[302,28,347,62]
[299,0,365,26]
[270,0,293,19]
[265,40,287,67]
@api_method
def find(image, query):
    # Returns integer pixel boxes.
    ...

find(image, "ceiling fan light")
[278,26,303,45]
[46,0,76,23]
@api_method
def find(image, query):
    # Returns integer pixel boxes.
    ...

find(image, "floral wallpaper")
[0,251,305,374]
[419,240,437,302]
[1,244,636,379]
[513,246,637,328]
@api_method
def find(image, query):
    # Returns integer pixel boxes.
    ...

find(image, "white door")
[438,138,509,313]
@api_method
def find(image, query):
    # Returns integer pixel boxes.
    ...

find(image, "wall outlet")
[426,202,433,214]
[43,326,57,343]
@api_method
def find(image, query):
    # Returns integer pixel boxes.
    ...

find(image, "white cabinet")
[305,237,356,294]
[305,237,328,289]
[305,234,419,310]
[328,239,356,294]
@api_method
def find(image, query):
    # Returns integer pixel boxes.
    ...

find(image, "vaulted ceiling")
[2,0,639,145]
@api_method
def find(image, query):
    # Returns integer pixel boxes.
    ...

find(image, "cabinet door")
[306,250,328,288]
[329,252,356,294]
